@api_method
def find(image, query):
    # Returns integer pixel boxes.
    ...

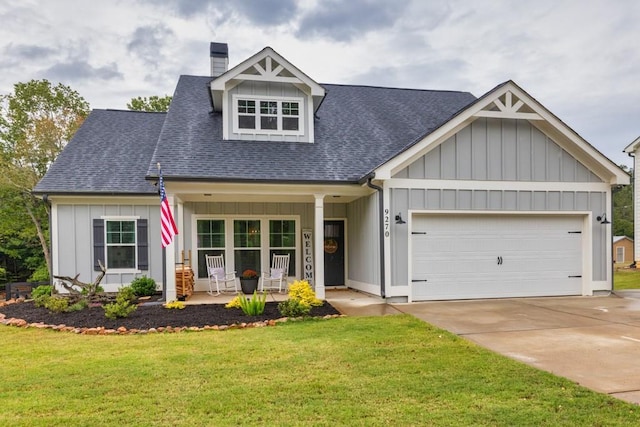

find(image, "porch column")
[314,194,325,300]
[164,195,177,302]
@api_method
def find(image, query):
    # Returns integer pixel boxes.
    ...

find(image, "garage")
[411,214,585,301]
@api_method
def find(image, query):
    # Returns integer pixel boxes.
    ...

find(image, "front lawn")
[1,316,638,426]
[614,266,640,290]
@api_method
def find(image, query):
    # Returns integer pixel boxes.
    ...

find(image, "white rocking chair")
[260,254,290,293]
[206,254,238,295]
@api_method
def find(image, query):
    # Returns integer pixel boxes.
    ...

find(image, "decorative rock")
[117,326,127,333]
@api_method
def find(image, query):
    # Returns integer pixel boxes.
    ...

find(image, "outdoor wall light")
[395,213,406,224]
[596,213,611,225]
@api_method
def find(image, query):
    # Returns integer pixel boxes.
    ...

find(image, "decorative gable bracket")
[474,90,543,120]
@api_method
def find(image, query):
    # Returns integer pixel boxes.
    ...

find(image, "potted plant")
[239,269,259,294]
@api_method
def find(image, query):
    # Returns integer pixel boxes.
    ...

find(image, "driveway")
[392,291,640,405]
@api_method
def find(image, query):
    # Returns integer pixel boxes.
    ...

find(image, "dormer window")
[233,95,303,135]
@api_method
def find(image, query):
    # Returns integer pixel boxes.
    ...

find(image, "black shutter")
[93,219,105,271]
[137,219,149,271]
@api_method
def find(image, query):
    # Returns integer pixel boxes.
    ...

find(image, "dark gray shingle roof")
[36,75,477,194]
[149,75,476,182]
[34,109,165,194]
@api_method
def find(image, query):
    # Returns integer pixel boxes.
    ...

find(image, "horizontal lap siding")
[396,118,602,183]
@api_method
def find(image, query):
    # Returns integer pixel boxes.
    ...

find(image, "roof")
[623,136,640,154]
[614,235,634,243]
[34,109,165,195]
[149,75,476,182]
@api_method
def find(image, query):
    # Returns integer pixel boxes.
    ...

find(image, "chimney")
[210,42,229,77]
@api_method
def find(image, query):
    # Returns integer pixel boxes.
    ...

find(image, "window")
[234,220,261,274]
[105,220,136,269]
[93,219,147,271]
[234,96,302,134]
[196,219,225,278]
[270,220,296,276]
[237,100,255,129]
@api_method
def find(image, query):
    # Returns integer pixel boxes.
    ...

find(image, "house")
[34,42,630,302]
[613,236,634,264]
[623,137,640,265]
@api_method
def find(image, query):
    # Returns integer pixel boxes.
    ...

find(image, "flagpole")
[158,162,166,302]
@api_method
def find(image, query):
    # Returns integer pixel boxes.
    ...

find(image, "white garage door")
[411,214,584,301]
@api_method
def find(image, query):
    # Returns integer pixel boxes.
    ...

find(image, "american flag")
[158,166,178,248]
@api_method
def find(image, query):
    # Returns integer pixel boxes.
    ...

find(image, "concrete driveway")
[392,291,640,405]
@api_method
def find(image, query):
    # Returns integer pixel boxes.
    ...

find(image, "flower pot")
[240,278,259,294]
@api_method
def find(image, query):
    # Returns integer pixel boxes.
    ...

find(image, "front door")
[324,220,345,286]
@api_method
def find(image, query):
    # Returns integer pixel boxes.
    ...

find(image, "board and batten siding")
[346,193,381,291]
[387,116,610,293]
[183,201,348,285]
[394,118,603,183]
[227,81,311,143]
[53,203,162,292]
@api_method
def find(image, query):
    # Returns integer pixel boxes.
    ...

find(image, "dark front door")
[324,220,345,286]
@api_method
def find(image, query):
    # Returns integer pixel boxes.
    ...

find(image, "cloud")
[127,24,176,68]
[3,43,56,60]
[139,0,298,26]
[43,61,123,82]
[296,0,411,42]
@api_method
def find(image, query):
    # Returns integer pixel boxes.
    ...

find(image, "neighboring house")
[623,137,640,265]
[34,42,630,302]
[613,236,634,264]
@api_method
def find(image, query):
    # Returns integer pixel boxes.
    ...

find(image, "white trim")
[375,81,629,186]
[190,214,301,291]
[386,179,610,192]
[101,217,141,273]
[314,194,325,299]
[232,94,305,136]
[51,203,59,290]
[406,210,594,301]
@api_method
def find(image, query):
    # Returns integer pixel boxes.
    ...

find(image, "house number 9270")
[384,208,390,237]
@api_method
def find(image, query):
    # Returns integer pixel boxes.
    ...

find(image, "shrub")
[32,285,53,307]
[103,289,138,319]
[44,296,69,313]
[237,291,267,316]
[130,276,157,297]
[287,280,322,307]
[68,300,89,312]
[32,285,53,300]
[278,298,311,317]
[117,286,137,304]
[164,300,185,309]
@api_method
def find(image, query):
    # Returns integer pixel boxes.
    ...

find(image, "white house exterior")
[34,43,629,302]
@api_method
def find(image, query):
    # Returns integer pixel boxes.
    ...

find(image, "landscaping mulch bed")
[0,300,341,331]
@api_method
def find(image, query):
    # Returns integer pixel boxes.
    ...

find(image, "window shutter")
[137,219,149,271]
[93,219,105,271]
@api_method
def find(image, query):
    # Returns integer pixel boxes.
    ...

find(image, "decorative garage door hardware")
[568,275,582,278]
[568,231,582,234]
[411,232,427,235]
[497,256,504,265]
[412,279,428,283]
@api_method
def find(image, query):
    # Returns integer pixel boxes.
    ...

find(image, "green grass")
[1,316,639,426]
[614,266,640,290]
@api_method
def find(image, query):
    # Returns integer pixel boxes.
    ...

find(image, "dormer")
[209,45,325,143]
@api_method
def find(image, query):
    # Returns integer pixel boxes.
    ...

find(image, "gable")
[394,118,603,183]
[377,81,629,186]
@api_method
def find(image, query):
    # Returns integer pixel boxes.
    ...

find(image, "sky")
[0,0,638,167]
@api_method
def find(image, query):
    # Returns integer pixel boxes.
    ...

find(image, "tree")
[0,79,90,281]
[127,95,172,112]
[613,166,634,239]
